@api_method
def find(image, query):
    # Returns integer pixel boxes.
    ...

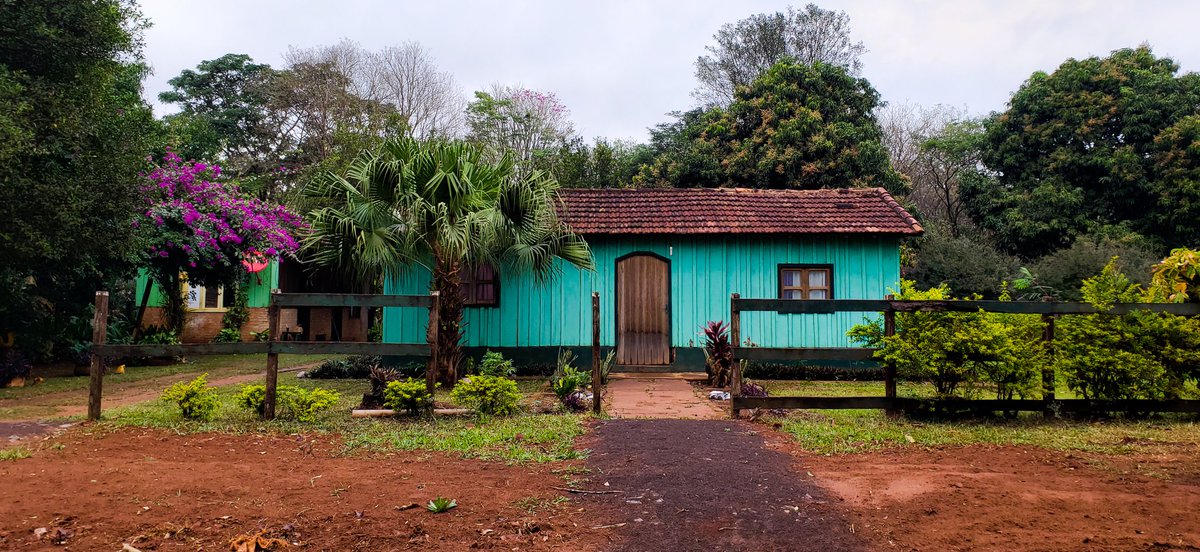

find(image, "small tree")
[139,152,304,332]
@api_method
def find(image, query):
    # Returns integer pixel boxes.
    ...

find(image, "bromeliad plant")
[701,321,733,388]
[302,137,594,386]
[139,152,304,332]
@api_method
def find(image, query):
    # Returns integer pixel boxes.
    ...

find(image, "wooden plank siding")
[383,235,902,349]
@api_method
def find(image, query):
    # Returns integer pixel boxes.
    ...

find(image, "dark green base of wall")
[381,347,883,380]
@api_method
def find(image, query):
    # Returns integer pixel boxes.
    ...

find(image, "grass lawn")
[103,373,586,464]
[757,379,1200,455]
[0,354,335,400]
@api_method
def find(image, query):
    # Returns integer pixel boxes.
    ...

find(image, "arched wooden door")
[615,253,671,365]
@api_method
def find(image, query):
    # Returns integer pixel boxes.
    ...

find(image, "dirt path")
[605,376,725,419]
[579,419,867,551]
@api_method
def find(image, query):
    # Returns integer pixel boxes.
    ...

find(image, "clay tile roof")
[556,187,923,236]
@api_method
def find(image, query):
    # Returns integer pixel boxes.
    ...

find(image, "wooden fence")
[728,294,1200,418]
[88,290,439,420]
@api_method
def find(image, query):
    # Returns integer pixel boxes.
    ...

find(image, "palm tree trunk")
[432,255,465,386]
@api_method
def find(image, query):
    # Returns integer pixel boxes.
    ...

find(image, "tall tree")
[159,54,281,177]
[701,59,904,192]
[0,0,159,357]
[962,46,1200,257]
[634,108,724,187]
[466,85,577,173]
[694,4,866,106]
[302,137,593,383]
[288,40,465,139]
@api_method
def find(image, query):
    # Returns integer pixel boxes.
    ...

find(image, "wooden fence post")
[730,293,742,419]
[263,289,281,420]
[591,291,601,415]
[1042,313,1056,419]
[883,294,897,417]
[426,291,440,395]
[87,291,109,421]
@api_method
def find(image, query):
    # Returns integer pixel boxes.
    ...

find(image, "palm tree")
[302,137,593,383]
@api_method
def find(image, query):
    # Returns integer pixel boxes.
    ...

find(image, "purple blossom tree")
[140,151,304,331]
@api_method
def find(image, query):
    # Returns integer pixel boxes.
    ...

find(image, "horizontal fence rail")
[732,346,878,362]
[733,298,1200,316]
[732,397,1200,414]
[728,293,1200,418]
[271,293,434,308]
[93,342,432,357]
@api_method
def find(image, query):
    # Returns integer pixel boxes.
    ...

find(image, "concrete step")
[608,371,708,381]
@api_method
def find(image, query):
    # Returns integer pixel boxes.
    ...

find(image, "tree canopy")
[694,4,866,106]
[963,46,1200,257]
[701,60,902,192]
[0,0,159,356]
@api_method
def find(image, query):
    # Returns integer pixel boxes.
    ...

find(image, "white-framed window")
[778,265,833,300]
[185,282,231,311]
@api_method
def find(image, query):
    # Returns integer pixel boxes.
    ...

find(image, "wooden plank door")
[616,254,670,365]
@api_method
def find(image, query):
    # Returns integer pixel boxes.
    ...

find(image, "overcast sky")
[139,0,1199,142]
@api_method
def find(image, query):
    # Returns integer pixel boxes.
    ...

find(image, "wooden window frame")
[461,263,500,307]
[184,281,231,312]
[777,264,834,300]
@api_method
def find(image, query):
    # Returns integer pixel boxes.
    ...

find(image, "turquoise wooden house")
[383,187,922,370]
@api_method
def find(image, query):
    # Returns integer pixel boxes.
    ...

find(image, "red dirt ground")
[804,442,1200,551]
[2,423,1199,551]
[0,427,615,551]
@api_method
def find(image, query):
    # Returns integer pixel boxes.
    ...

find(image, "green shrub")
[383,379,434,416]
[848,280,1043,400]
[251,329,270,342]
[1029,235,1159,301]
[236,384,342,422]
[478,350,515,378]
[450,375,521,416]
[306,355,379,379]
[162,373,219,420]
[139,325,180,345]
[287,387,341,422]
[212,328,241,343]
[1057,260,1200,400]
[551,366,589,400]
[235,384,267,414]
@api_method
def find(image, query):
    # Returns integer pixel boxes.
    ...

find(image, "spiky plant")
[702,320,733,387]
[303,137,594,385]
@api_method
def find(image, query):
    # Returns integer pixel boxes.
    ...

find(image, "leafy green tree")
[303,137,594,384]
[963,46,1200,257]
[1027,235,1160,301]
[466,86,576,174]
[694,4,866,106]
[702,59,905,193]
[1150,115,1200,247]
[906,229,1019,299]
[0,0,159,358]
[553,137,654,188]
[159,54,301,199]
[634,108,723,187]
[159,54,275,161]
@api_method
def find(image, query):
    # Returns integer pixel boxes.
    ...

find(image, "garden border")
[728,295,1200,418]
[88,290,439,420]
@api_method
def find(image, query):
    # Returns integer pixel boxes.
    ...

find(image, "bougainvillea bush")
[140,152,304,330]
